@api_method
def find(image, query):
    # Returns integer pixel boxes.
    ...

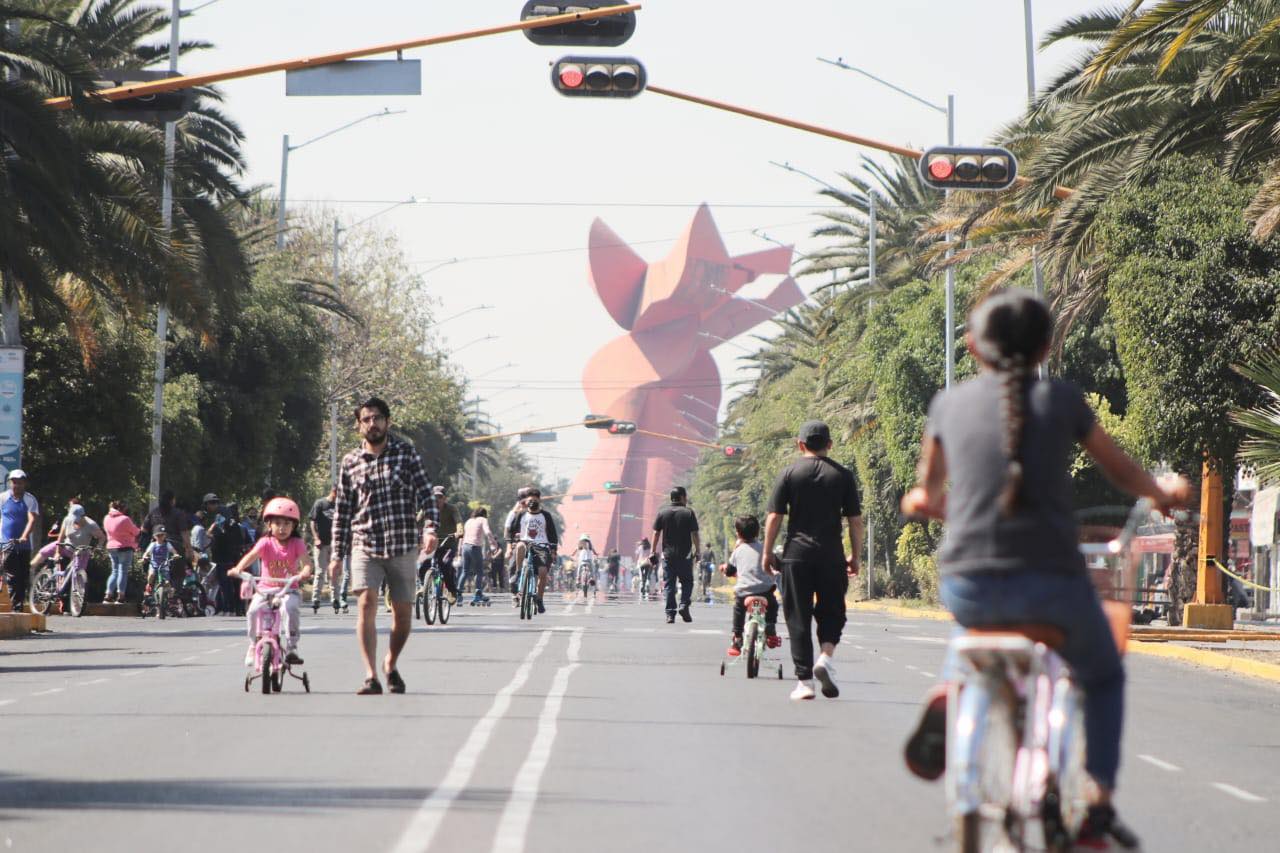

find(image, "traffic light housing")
[86,89,194,123]
[584,413,615,429]
[608,421,637,435]
[918,146,1018,192]
[603,481,625,494]
[522,2,637,47]
[723,445,749,459]
[552,56,646,98]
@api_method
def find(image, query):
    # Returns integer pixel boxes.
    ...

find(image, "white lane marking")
[180,655,198,662]
[566,627,584,663]
[905,665,919,671]
[76,678,109,686]
[584,595,594,616]
[1212,783,1266,803]
[389,631,554,853]
[920,671,936,678]
[689,629,720,636]
[1138,754,1181,773]
[0,699,15,707]
[491,660,580,853]
[853,644,865,650]
[205,648,222,655]
[31,688,64,696]
[901,635,948,645]
[882,657,895,663]
[562,602,576,616]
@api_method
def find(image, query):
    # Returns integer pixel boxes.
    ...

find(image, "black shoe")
[666,614,676,623]
[679,606,692,623]
[334,604,340,614]
[536,596,546,614]
[904,686,947,781]
[285,652,304,666]
[357,677,382,695]
[1075,804,1141,850]
[386,669,406,694]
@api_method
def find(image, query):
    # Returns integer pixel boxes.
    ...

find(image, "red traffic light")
[919,146,1018,192]
[558,63,585,89]
[551,56,646,98]
[723,445,749,458]
[608,421,637,435]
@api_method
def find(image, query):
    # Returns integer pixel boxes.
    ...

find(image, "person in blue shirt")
[1,470,40,612]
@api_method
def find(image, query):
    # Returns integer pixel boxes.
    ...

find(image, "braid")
[997,354,1030,517]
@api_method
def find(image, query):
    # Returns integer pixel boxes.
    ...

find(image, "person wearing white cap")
[1,470,40,612]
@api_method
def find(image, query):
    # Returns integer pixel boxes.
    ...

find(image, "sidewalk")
[853,600,1280,686]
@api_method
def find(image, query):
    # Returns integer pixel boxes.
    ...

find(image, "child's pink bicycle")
[241,574,310,695]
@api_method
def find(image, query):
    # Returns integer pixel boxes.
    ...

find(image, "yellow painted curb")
[850,601,951,622]
[0,612,46,637]
[1127,642,1280,684]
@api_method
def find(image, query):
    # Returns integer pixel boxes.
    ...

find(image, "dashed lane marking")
[1212,783,1266,803]
[901,635,948,645]
[689,629,720,636]
[390,631,554,853]
[76,678,109,686]
[905,664,919,671]
[0,699,15,707]
[31,688,64,696]
[920,671,936,678]
[1137,754,1181,773]
[882,657,895,663]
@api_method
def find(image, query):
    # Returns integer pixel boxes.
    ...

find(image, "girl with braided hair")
[899,290,1188,849]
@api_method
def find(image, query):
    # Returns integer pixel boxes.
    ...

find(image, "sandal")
[356,677,382,695]
[386,669,406,694]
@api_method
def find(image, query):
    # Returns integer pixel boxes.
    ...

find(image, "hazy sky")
[179,0,1100,480]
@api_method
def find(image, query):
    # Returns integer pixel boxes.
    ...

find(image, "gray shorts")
[350,551,416,603]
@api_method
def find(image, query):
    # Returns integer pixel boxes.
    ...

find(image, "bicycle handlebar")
[1077,498,1155,557]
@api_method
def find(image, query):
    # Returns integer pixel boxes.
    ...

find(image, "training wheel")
[777,665,783,680]
[719,661,725,676]
[244,676,251,692]
[302,672,311,693]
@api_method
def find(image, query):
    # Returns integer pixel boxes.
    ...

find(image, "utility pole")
[1023,0,1047,378]
[329,218,341,486]
[943,94,956,390]
[148,0,180,508]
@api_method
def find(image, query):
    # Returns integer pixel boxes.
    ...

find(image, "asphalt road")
[2,592,1279,852]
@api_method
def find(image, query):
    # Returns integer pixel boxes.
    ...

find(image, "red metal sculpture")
[560,204,805,554]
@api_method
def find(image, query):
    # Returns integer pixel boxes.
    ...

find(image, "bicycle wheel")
[1044,694,1088,852]
[30,569,55,616]
[158,586,167,619]
[70,569,87,617]
[956,691,1018,853]
[424,576,437,625]
[744,621,760,679]
[260,646,273,695]
[439,589,452,625]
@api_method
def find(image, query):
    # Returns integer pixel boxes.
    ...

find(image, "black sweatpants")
[664,555,694,614]
[3,544,31,611]
[782,556,848,680]
[732,589,779,635]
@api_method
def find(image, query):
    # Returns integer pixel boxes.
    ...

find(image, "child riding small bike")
[228,498,313,667]
[722,515,781,657]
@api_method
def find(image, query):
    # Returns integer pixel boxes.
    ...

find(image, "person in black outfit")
[210,503,248,616]
[650,487,701,624]
[763,420,862,701]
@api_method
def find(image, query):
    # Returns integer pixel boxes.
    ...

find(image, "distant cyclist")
[506,487,558,614]
[635,537,654,597]
[899,290,1188,849]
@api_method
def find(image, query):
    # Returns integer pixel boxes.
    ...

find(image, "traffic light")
[87,89,194,123]
[552,56,646,98]
[723,445,749,459]
[608,421,637,435]
[918,146,1018,192]
[522,2,637,47]
[584,413,615,429]
[603,481,625,494]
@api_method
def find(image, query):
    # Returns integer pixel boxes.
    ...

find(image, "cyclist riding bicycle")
[31,506,105,601]
[506,487,558,614]
[899,290,1187,850]
[574,534,597,594]
[142,526,179,596]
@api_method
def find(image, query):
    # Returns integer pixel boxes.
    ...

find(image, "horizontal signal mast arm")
[634,427,722,450]
[646,84,1073,201]
[43,4,642,110]
[466,419,614,444]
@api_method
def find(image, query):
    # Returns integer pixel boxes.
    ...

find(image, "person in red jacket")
[103,501,141,603]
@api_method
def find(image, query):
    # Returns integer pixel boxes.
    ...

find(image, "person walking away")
[0,470,39,612]
[462,507,498,605]
[636,537,654,599]
[309,487,339,613]
[605,548,621,593]
[650,488,700,624]
[763,420,861,701]
[103,501,140,603]
[330,397,438,695]
[723,515,781,657]
[211,504,248,616]
[898,290,1188,848]
[229,498,312,666]
[700,545,716,601]
[506,488,558,613]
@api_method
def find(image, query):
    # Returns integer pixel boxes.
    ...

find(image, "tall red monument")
[560,205,805,554]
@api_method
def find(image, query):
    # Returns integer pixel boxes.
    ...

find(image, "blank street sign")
[519,432,558,443]
[286,60,421,96]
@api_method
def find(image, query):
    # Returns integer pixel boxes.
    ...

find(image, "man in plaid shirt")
[330,397,439,695]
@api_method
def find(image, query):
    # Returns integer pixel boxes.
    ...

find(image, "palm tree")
[1232,351,1280,483]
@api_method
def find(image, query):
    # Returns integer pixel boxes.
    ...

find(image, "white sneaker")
[790,680,816,701]
[813,653,839,698]
[243,646,254,667]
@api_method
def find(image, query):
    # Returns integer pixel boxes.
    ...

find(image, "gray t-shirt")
[925,373,1094,576]
[61,518,102,549]
[729,541,773,596]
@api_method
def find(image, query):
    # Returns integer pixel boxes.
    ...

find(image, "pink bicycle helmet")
[262,497,301,521]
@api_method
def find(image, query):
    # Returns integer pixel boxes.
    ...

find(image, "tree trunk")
[0,268,19,346]
[1168,517,1198,626]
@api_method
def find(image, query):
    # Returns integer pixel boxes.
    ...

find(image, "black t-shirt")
[652,503,699,559]
[606,553,621,571]
[309,498,334,546]
[210,520,247,567]
[767,455,860,562]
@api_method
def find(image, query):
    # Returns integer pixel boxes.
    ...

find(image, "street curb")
[850,601,950,621]
[0,612,47,637]
[850,600,1280,685]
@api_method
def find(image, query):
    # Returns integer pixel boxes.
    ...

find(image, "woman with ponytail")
[900,290,1188,849]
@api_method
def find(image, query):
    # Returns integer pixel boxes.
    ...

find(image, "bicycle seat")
[742,595,770,611]
[964,624,1065,649]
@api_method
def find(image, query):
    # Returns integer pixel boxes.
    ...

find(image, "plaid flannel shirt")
[332,435,438,561]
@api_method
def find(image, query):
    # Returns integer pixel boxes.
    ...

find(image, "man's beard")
[364,428,385,443]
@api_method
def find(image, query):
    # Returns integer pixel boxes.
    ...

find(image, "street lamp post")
[452,335,498,355]
[818,56,956,388]
[277,108,405,249]
[1023,0,1047,378]
[473,362,516,381]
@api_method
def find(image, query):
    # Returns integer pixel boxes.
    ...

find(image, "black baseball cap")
[799,420,831,447]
